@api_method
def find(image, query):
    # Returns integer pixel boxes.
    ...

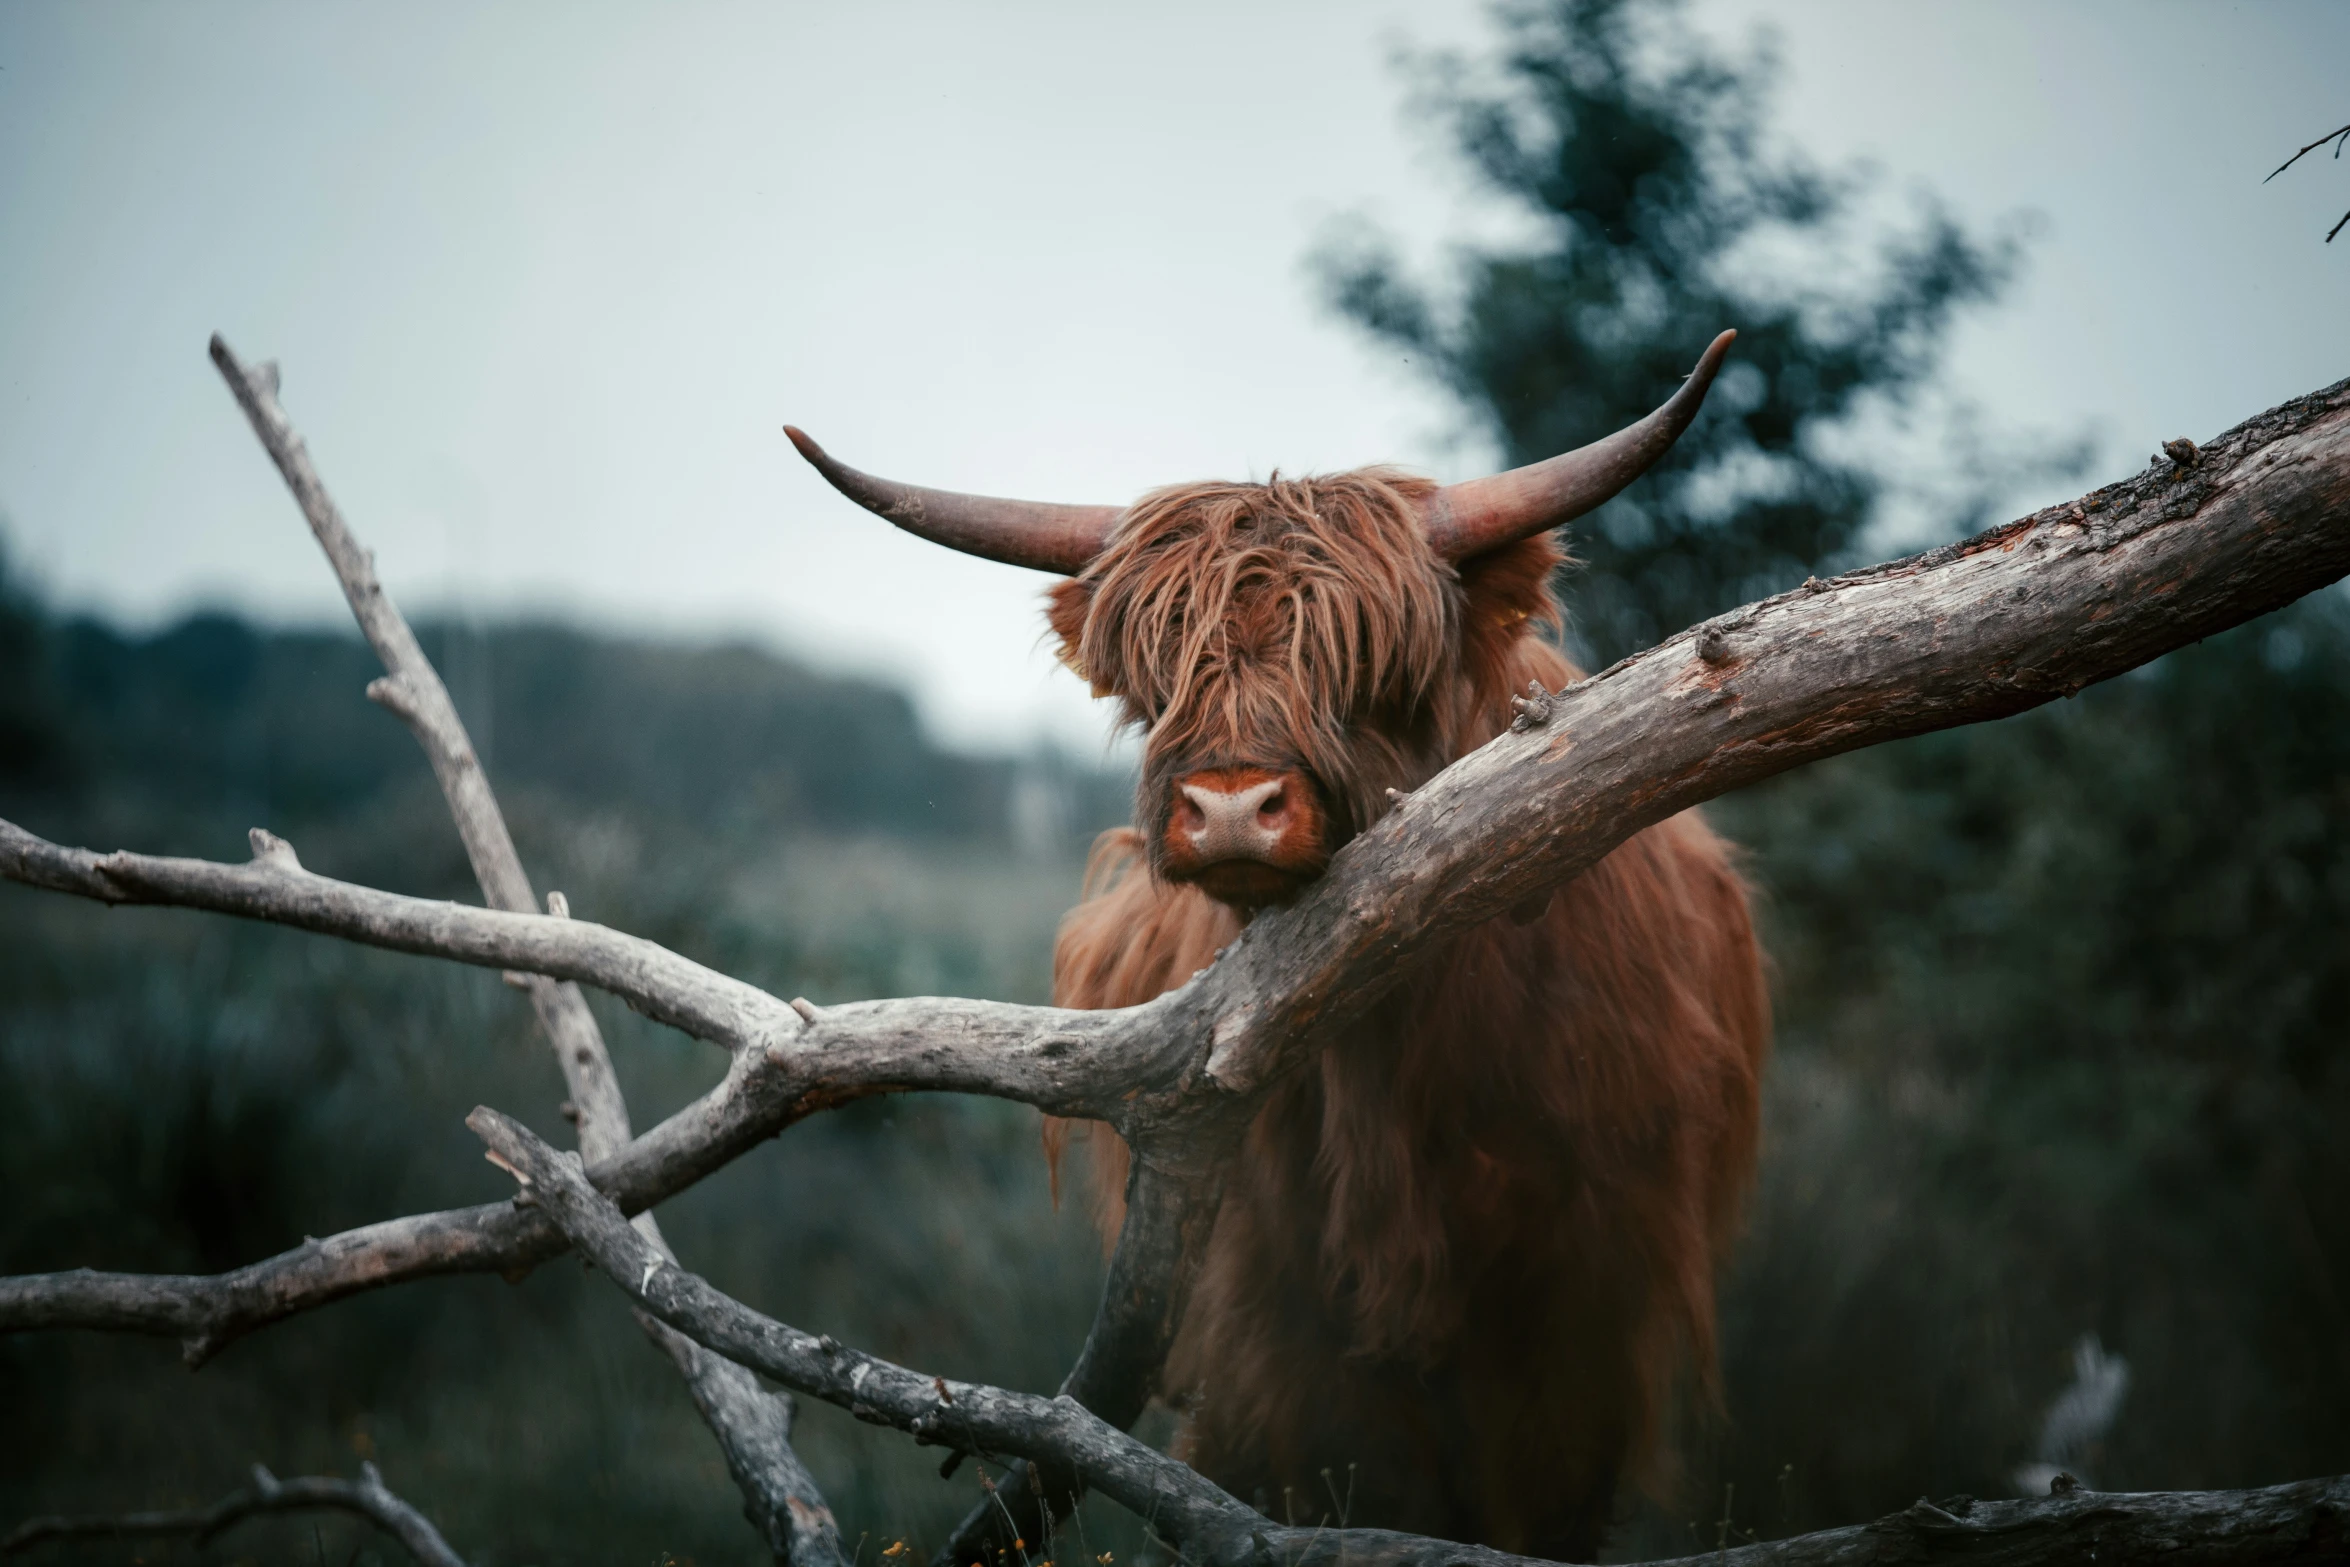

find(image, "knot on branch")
[1508,680,1556,733]
[246,828,304,875]
[365,675,422,724]
[1902,1496,1976,1530]
[2162,437,2202,470]
[1694,625,1735,665]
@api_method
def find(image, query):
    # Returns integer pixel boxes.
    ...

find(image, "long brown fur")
[1041,469,1768,1562]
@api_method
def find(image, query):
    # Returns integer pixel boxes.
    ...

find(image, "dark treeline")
[5,0,2348,1562]
[0,571,1135,1564]
[4,598,1124,871]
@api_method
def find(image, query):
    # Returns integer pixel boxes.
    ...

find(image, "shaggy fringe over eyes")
[1061,467,1461,792]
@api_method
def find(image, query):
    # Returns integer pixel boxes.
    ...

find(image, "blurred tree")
[1320,0,2062,663]
[1701,598,2350,1533]
[1323,0,2350,1544]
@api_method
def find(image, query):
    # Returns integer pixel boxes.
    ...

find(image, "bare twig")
[2263,122,2350,242]
[4,1461,467,1567]
[2262,122,2350,181]
[208,337,841,1567]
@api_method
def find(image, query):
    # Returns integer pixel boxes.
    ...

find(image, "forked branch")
[203,338,840,1567]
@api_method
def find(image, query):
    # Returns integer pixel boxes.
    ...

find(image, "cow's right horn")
[785,427,1122,575]
[1420,329,1737,560]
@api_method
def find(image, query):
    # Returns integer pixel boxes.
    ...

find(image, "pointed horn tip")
[781,425,824,464]
[1689,328,1737,384]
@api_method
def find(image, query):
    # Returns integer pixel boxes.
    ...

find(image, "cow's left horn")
[1421,329,1737,560]
[784,427,1122,575]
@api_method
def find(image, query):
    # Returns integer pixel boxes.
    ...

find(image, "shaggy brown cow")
[787,331,1768,1561]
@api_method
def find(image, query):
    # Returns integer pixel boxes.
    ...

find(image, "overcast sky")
[3,1,2345,755]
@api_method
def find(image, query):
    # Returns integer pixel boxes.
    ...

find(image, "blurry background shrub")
[1315,0,2349,1549]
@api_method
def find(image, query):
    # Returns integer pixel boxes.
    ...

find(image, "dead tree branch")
[3,358,2348,1563]
[0,980,1114,1357]
[477,1104,2350,1567]
[471,1106,1270,1561]
[0,819,800,1052]
[3,1462,467,1567]
[200,339,841,1567]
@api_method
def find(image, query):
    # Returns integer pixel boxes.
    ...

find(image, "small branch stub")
[365,675,421,723]
[246,828,303,875]
[1508,680,1555,733]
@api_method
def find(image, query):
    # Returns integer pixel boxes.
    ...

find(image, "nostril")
[1258,790,1286,823]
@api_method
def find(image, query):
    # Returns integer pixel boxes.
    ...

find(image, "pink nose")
[1175,776,1295,862]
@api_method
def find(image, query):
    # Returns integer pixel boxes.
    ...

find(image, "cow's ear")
[1046,576,1100,689]
[1456,533,1567,693]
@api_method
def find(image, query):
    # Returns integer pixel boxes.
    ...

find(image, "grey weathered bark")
[475,1105,2350,1567]
[2,1462,468,1567]
[203,338,843,1567]
[5,361,2349,1565]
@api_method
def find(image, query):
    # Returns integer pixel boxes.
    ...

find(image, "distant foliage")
[2,589,1123,870]
[1320,0,2350,1549]
[1321,0,2047,664]
[1699,595,2350,1535]
[0,555,1131,1562]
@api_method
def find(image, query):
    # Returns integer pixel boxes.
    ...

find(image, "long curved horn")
[784,427,1122,575]
[1422,329,1738,559]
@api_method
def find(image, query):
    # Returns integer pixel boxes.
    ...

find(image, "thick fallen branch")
[204,339,840,1567]
[5,365,2347,1563]
[1189,378,2350,1099]
[11,381,2346,1135]
[476,1104,2350,1567]
[1274,1478,2350,1567]
[3,1462,466,1567]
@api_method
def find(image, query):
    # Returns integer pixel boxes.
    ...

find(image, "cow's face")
[1048,469,1558,912]
[784,336,1729,912]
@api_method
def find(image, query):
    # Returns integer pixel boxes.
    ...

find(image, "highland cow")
[787,330,1768,1561]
